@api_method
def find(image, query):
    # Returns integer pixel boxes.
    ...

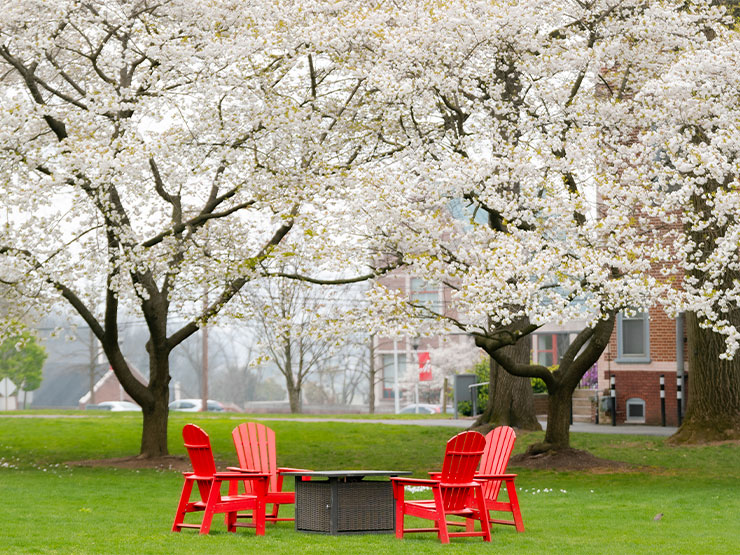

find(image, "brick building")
[373,271,599,414]
[373,272,474,410]
[597,308,687,426]
[593,204,689,425]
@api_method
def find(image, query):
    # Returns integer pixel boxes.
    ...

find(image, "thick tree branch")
[269,260,400,285]
[488,348,556,388]
[562,312,615,388]
[0,242,149,400]
[149,157,182,225]
[141,199,256,248]
[0,48,68,140]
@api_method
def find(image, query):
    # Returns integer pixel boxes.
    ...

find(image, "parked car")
[168,399,225,412]
[86,401,141,412]
[399,403,441,414]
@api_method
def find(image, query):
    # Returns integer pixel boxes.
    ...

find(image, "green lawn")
[1,411,738,554]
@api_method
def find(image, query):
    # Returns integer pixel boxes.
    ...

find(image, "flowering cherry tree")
[2,0,738,459]
[0,1,392,457]
[346,0,737,452]
[607,37,740,441]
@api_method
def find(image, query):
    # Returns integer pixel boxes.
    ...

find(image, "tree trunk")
[671,312,740,443]
[138,351,171,457]
[538,385,573,452]
[287,385,302,413]
[140,394,170,457]
[473,338,541,431]
[671,171,740,443]
[101,331,169,458]
[88,328,97,405]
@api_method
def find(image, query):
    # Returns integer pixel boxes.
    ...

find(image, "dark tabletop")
[280,470,411,478]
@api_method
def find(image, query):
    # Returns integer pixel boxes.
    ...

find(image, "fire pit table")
[281,470,411,535]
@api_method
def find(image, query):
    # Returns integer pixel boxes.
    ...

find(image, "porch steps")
[534,388,597,423]
[572,389,597,423]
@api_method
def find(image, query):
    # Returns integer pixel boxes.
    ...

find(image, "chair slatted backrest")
[182,424,217,502]
[479,426,516,501]
[439,431,486,511]
[232,422,279,493]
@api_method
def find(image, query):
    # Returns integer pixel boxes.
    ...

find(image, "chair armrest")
[215,471,270,481]
[277,467,312,474]
[440,481,483,488]
[390,477,438,487]
[475,473,517,480]
[226,466,260,473]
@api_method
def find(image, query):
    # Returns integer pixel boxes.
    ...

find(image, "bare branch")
[167,213,298,349]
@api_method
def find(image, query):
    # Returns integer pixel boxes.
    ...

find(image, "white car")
[86,401,141,412]
[169,399,225,412]
[399,403,441,414]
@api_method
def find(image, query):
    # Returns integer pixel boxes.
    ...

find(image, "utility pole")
[368,334,376,414]
[393,339,400,414]
[201,288,209,412]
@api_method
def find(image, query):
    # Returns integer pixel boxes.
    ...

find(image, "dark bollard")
[594,392,599,425]
[570,397,573,425]
[660,374,666,427]
[610,375,616,427]
[677,374,683,426]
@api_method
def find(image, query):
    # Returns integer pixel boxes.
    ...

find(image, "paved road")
[261,416,678,436]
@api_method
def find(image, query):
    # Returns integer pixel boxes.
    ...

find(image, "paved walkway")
[260,416,678,436]
[0,413,678,436]
[549,420,677,436]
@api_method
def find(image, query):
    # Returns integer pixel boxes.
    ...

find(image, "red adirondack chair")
[473,426,525,532]
[391,430,491,544]
[172,423,270,535]
[229,422,310,524]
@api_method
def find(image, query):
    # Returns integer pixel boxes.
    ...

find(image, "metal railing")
[468,382,488,416]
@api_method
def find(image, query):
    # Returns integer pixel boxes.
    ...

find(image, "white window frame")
[616,310,651,363]
[381,353,407,399]
[409,278,442,311]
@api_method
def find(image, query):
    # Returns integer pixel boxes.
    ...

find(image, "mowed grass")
[0,411,738,554]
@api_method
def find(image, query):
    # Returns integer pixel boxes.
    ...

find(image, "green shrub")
[531,377,548,393]
[472,358,488,411]
[530,365,559,394]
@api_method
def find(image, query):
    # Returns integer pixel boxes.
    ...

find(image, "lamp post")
[393,339,400,414]
[411,336,420,413]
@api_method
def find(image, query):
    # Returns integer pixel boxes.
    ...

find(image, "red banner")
[418,351,432,381]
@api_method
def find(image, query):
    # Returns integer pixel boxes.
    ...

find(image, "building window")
[534,333,571,367]
[447,198,490,229]
[410,278,441,311]
[382,353,407,399]
[617,310,650,363]
[626,398,646,423]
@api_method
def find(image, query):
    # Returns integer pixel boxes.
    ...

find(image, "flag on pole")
[418,351,432,381]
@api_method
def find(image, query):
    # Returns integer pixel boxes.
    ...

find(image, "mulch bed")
[68,455,193,472]
[509,448,636,472]
[69,449,634,473]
